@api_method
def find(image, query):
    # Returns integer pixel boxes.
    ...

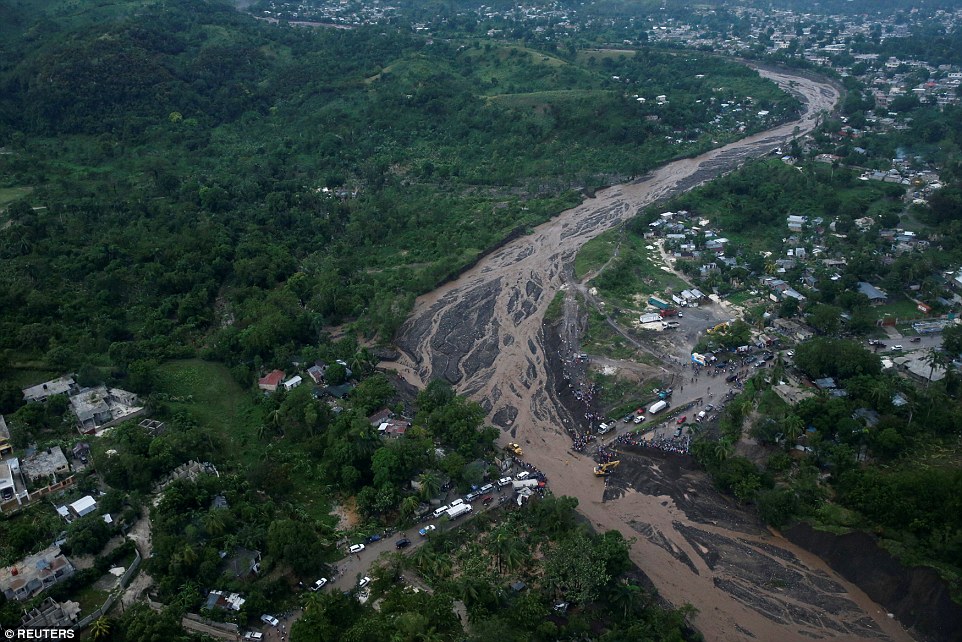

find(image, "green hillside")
[0,0,798,381]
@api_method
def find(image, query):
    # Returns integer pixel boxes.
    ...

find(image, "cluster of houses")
[0,545,75,603]
[20,374,144,436]
[257,359,356,401]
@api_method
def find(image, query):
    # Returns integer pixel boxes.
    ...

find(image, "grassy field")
[582,308,638,360]
[578,229,689,308]
[0,186,33,212]
[725,290,758,307]
[153,359,337,527]
[154,359,264,468]
[543,290,565,324]
[574,228,620,279]
[872,297,925,321]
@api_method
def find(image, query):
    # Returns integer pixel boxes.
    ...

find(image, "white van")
[516,471,531,481]
[449,498,465,508]
[497,477,513,487]
[432,505,449,518]
[696,410,707,422]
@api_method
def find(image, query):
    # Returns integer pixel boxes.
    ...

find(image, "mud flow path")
[387,68,914,641]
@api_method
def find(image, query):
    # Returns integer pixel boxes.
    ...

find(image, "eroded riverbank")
[386,67,917,641]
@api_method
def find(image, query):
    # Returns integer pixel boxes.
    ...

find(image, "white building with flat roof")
[22,376,79,403]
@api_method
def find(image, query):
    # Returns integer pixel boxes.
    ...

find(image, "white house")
[69,496,97,520]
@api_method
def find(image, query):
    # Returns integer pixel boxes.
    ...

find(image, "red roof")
[259,370,286,386]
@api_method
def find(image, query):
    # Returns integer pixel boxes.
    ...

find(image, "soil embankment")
[785,523,962,642]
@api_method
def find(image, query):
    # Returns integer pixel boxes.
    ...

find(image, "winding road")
[386,67,916,641]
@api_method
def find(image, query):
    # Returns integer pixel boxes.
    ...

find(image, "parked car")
[464,491,482,502]
[893,345,903,351]
[243,632,264,641]
[910,337,921,343]
[260,615,280,627]
[310,578,328,591]
[395,538,411,549]
[633,414,644,424]
[367,534,382,543]
[516,471,531,480]
[676,416,686,425]
[479,483,494,494]
[348,544,365,554]
[673,427,683,438]
[419,525,436,536]
[497,476,513,487]
[481,495,494,506]
[358,576,371,589]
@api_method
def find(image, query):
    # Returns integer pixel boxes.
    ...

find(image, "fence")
[0,476,77,515]
[75,548,142,629]
[181,613,241,641]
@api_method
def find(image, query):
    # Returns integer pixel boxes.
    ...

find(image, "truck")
[446,504,473,520]
[657,388,673,400]
[648,400,668,415]
[659,308,678,318]
[648,296,670,310]
[512,478,540,491]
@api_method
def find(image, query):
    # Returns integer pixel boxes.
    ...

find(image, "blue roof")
[857,282,887,300]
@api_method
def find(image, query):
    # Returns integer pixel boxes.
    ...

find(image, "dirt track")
[387,68,916,641]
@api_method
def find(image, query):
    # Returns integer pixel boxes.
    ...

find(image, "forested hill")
[0,0,798,397]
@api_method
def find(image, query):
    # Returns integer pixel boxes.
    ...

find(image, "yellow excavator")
[507,443,524,457]
[593,460,621,476]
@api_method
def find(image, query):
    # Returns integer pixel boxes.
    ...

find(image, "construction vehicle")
[593,461,621,476]
[506,443,524,456]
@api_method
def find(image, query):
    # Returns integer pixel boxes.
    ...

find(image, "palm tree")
[869,378,890,408]
[90,616,111,641]
[783,414,804,445]
[713,439,735,462]
[179,543,198,568]
[173,581,199,614]
[303,590,322,613]
[923,348,945,390]
[417,471,441,501]
[609,580,643,620]
[203,510,226,537]
[399,495,420,523]
[690,440,715,464]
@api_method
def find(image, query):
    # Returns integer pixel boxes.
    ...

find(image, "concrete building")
[0,546,74,601]
[69,386,144,435]
[0,415,12,457]
[21,446,70,483]
[21,597,81,628]
[22,376,79,404]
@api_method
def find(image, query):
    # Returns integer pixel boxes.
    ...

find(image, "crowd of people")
[572,432,596,453]
[616,432,692,456]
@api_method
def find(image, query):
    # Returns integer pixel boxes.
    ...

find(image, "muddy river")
[387,67,916,641]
